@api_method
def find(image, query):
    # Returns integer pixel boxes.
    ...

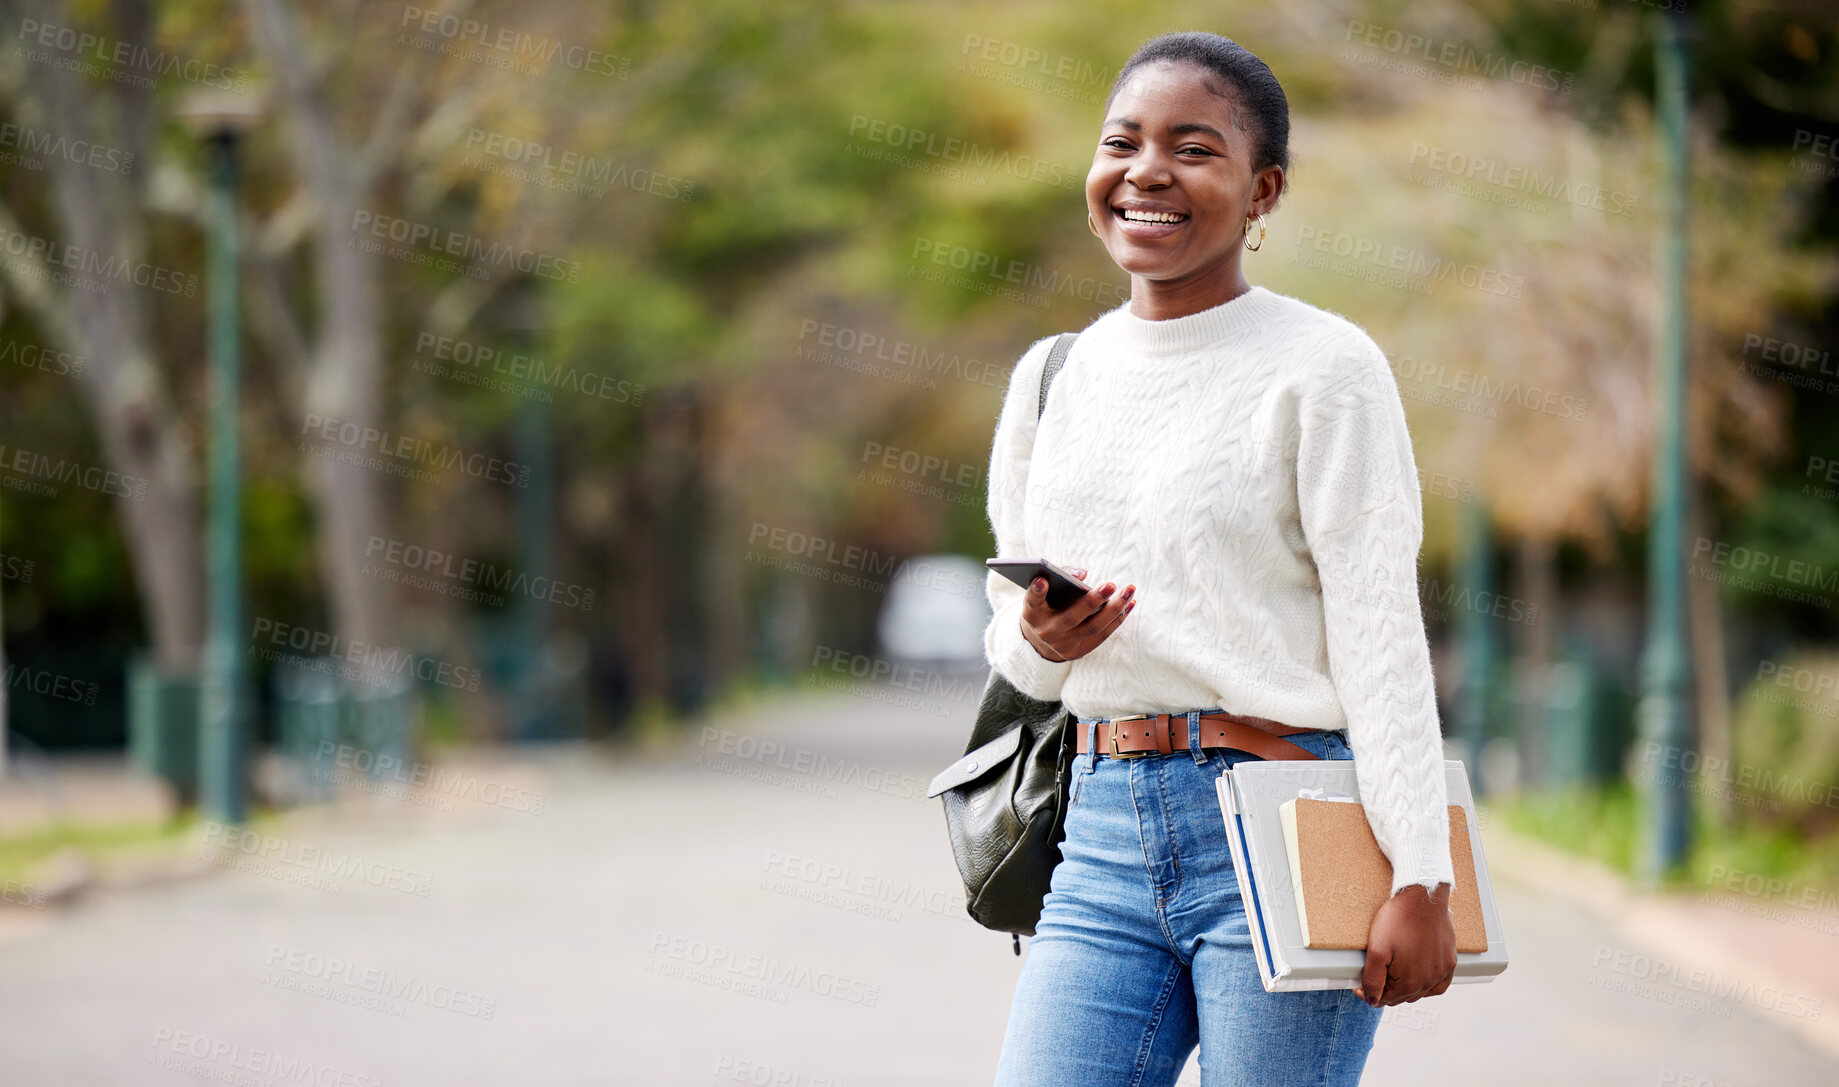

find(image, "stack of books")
[1214,759,1510,992]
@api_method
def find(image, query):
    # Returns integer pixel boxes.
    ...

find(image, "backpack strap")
[1036,332,1078,423]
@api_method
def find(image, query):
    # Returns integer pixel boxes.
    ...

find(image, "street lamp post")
[180,91,263,826]
[1636,12,1694,887]
[1457,500,1495,799]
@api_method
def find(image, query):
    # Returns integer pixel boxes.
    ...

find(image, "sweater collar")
[1101,285,1281,355]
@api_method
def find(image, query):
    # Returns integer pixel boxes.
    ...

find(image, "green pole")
[512,391,553,738]
[1636,12,1693,886]
[198,130,248,825]
[1457,500,1494,798]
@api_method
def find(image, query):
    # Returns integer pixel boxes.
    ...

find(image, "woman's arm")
[1295,335,1456,897]
[982,336,1076,701]
[1295,332,1458,1005]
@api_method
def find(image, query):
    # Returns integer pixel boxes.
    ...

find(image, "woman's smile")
[1111,200,1192,239]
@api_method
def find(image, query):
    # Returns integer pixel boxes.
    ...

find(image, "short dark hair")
[1105,32,1291,177]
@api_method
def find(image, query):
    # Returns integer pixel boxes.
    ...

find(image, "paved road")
[1,684,1834,1085]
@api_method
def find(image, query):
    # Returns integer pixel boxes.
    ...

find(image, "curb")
[1478,812,1839,1060]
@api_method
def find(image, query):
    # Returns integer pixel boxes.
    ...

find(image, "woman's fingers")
[1070,583,1133,632]
[1062,585,1135,656]
[1020,572,1136,662]
[1076,600,1133,652]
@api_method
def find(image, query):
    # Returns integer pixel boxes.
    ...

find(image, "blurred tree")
[0,0,204,671]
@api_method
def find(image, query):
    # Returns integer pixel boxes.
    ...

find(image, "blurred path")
[0,684,1834,1085]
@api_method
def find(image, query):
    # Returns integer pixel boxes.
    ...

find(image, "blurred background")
[0,0,1836,1083]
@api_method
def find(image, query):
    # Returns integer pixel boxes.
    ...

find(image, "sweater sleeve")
[1296,336,1455,898]
[982,335,1075,701]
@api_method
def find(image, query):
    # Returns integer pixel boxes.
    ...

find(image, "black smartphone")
[985,558,1092,611]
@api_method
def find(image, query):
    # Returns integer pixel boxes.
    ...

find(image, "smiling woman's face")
[1086,60,1284,310]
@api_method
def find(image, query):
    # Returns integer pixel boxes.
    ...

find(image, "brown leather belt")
[1073,711,1331,762]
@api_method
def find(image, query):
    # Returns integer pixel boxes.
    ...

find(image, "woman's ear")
[1252,164,1285,217]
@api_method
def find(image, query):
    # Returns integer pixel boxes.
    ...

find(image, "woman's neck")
[1127,264,1253,322]
[1104,282,1275,356]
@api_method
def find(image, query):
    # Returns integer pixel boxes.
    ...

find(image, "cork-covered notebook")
[1278,798,1488,953]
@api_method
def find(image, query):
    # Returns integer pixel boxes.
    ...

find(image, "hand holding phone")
[985,558,1091,610]
[986,557,1136,663]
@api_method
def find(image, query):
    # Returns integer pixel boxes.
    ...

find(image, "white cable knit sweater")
[982,284,1455,896]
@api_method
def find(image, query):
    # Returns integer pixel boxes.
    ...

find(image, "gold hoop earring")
[1243,213,1267,252]
[1088,213,1100,238]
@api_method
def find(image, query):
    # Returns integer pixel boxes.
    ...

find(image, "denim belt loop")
[1186,708,1208,764]
[1084,717,1100,775]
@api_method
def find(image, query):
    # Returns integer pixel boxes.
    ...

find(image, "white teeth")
[1119,209,1186,224]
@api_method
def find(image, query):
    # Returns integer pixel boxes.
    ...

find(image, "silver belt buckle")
[1105,713,1157,759]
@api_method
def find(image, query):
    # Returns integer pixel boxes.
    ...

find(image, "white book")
[1214,759,1510,992]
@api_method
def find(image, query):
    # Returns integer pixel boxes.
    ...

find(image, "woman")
[983,32,1457,1087]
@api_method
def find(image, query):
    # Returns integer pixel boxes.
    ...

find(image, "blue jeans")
[992,713,1380,1087]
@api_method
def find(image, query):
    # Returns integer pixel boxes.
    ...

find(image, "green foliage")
[5,0,1839,744]
[1726,482,1839,612]
[0,812,201,890]
[1729,646,1839,836]
[1494,781,1643,875]
[1494,772,1839,896]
